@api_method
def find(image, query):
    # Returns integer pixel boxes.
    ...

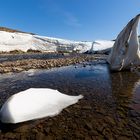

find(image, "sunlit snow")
[0,31,114,53]
[0,88,83,123]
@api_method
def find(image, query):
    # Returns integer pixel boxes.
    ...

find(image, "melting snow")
[0,88,83,123]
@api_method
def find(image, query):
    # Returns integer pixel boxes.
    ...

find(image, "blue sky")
[0,0,140,41]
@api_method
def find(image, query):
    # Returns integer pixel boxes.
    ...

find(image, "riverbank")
[0,54,106,74]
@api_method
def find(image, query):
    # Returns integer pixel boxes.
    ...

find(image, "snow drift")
[0,88,83,123]
[0,30,114,53]
[107,14,140,71]
[87,40,114,54]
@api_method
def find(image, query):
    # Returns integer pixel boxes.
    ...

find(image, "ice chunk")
[107,14,140,71]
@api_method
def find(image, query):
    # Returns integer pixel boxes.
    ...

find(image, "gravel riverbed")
[0,54,106,73]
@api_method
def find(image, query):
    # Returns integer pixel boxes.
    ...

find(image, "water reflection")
[0,53,65,63]
[111,71,140,114]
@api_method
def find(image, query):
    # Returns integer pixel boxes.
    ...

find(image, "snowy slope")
[88,40,115,54]
[34,35,92,53]
[0,30,114,53]
[93,40,114,51]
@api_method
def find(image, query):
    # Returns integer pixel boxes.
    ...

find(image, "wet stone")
[36,132,47,140]
[4,133,16,139]
[129,110,140,117]
[121,129,133,137]
[103,116,116,126]
[82,105,92,110]
[129,122,140,130]
[84,121,93,130]
[133,132,140,139]
[117,136,132,140]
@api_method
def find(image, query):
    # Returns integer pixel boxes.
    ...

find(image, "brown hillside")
[0,27,34,35]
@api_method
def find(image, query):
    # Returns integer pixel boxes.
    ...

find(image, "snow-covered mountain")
[0,28,114,53]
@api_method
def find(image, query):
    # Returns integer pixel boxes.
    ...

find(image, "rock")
[12,67,23,72]
[14,125,31,133]
[134,132,140,139]
[44,127,51,134]
[102,128,113,139]
[129,122,140,130]
[36,132,47,140]
[4,133,16,139]
[82,105,92,110]
[104,116,116,126]
[130,110,139,117]
[84,121,93,130]
[117,136,131,140]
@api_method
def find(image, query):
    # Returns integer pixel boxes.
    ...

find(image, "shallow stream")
[0,62,140,139]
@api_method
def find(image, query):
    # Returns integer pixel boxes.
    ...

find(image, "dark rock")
[36,132,47,140]
[84,121,93,130]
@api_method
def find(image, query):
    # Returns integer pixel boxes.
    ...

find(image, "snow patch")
[93,40,114,51]
[0,88,83,123]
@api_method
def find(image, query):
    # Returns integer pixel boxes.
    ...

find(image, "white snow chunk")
[0,88,83,123]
